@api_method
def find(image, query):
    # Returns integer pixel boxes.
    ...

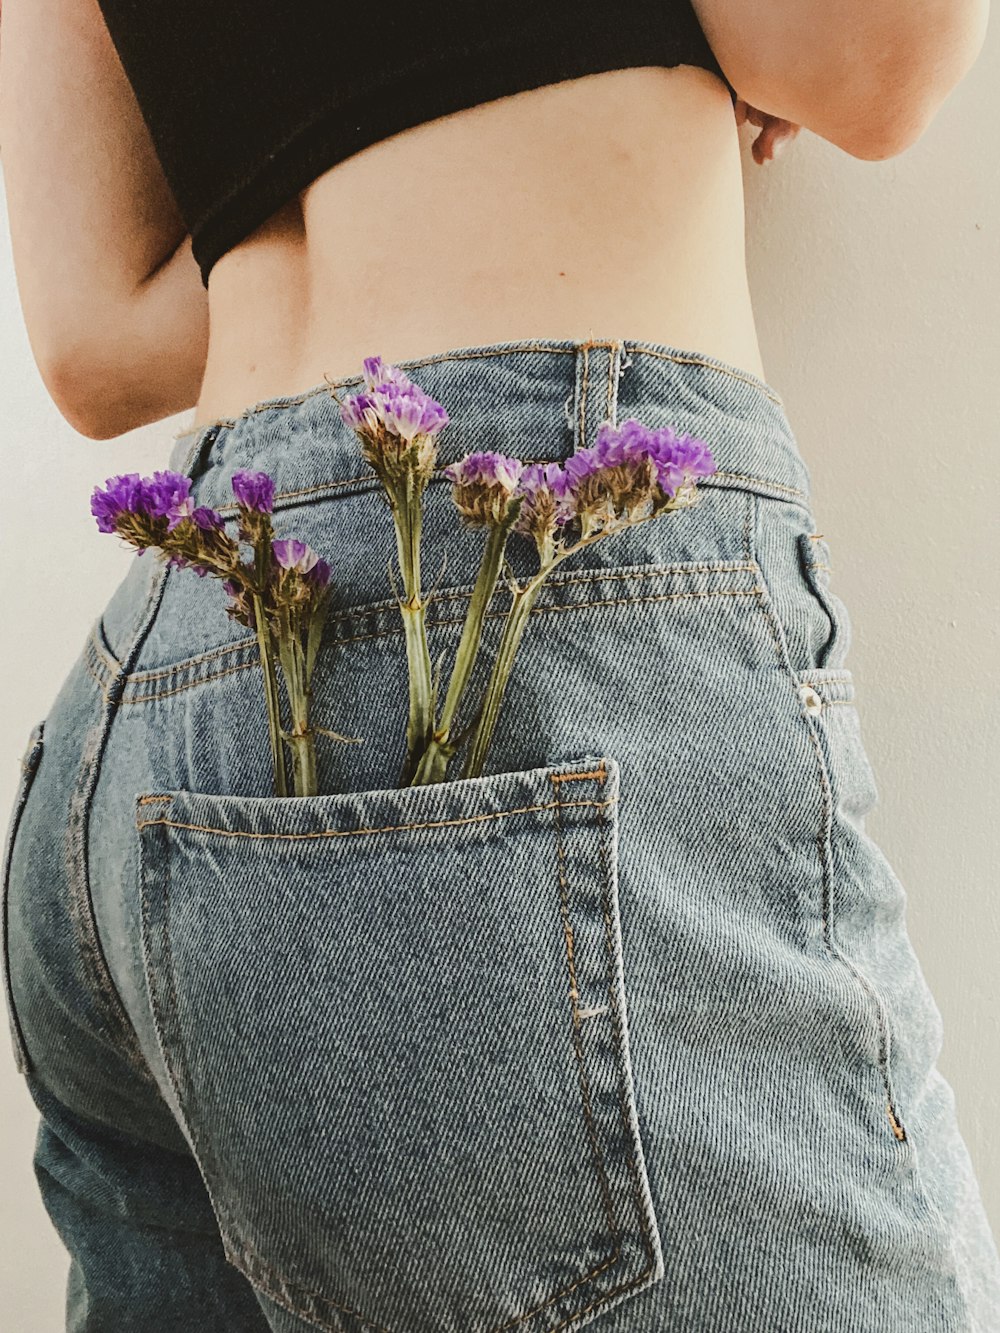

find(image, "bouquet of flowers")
[92,356,717,795]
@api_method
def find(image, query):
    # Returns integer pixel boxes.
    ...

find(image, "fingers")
[734,98,802,165]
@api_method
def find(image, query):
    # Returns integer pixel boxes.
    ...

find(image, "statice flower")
[146,470,195,531]
[444,451,524,528]
[90,473,149,534]
[192,506,225,531]
[232,470,276,513]
[632,422,717,498]
[272,538,320,575]
[561,419,718,539]
[338,358,449,488]
[511,462,574,560]
[92,463,337,797]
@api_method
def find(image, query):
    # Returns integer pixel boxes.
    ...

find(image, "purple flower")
[361,355,419,394]
[90,473,149,533]
[192,506,224,531]
[272,538,320,575]
[593,420,717,499]
[443,451,524,491]
[558,421,718,538]
[144,470,194,531]
[308,558,332,588]
[339,391,380,434]
[511,462,575,555]
[444,450,524,527]
[232,470,276,513]
[340,357,449,445]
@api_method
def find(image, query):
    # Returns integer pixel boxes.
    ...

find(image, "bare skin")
[191,67,799,427]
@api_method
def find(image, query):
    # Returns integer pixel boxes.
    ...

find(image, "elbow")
[844,0,992,161]
[40,353,146,440]
[39,341,199,441]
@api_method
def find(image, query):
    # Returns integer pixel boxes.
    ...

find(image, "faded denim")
[4,338,1000,1331]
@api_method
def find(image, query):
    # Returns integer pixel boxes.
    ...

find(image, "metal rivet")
[799,684,823,715]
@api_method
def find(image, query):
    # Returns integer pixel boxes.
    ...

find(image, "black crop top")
[95,2,736,289]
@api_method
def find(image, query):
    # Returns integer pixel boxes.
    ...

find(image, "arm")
[693,0,992,160]
[0,0,209,439]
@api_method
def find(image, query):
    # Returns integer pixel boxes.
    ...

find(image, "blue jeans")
[4,338,999,1331]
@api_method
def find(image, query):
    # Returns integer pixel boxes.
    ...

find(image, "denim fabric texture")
[3,337,999,1331]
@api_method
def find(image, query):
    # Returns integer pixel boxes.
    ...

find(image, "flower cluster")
[443,451,525,528]
[335,355,719,786]
[439,418,717,561]
[90,468,331,623]
[338,355,450,490]
[90,470,240,578]
[91,466,335,797]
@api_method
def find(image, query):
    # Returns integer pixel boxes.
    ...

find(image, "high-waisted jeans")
[4,338,999,1331]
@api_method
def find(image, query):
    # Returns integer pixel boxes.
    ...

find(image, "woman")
[2,1,997,1330]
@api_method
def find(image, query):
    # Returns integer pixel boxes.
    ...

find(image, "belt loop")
[573,339,618,451]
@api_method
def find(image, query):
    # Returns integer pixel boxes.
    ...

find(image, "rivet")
[799,684,823,715]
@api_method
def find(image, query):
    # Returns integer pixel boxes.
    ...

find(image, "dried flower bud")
[232,470,276,513]
[444,451,524,528]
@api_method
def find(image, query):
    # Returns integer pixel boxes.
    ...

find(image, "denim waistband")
[167,338,814,514]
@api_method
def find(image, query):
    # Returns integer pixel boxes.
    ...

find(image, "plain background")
[2,37,998,1332]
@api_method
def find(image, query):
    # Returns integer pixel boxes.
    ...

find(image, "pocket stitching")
[139,759,662,1333]
[135,790,614,842]
[120,552,760,703]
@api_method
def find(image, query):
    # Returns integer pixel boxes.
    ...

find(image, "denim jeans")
[4,338,999,1331]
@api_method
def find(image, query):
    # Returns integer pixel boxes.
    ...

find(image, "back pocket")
[135,754,662,1333]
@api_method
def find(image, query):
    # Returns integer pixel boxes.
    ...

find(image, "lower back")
[193,65,764,426]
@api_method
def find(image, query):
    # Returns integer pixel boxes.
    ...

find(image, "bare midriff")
[191,64,766,427]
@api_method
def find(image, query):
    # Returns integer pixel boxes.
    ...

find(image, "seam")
[748,496,907,1143]
[141,824,239,1251]
[195,468,806,518]
[122,563,759,686]
[65,568,172,1083]
[550,771,620,1243]
[123,661,259,706]
[89,626,122,679]
[136,793,617,840]
[125,563,759,686]
[83,652,112,702]
[2,731,46,1074]
[713,469,803,498]
[579,341,590,448]
[173,340,783,441]
[123,587,763,705]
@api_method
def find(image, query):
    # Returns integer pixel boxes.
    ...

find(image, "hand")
[734,97,801,165]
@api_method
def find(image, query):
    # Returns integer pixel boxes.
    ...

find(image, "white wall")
[2,33,998,1328]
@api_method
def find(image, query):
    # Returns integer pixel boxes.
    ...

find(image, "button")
[798,684,823,715]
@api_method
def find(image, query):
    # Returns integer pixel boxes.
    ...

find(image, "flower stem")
[410,519,512,786]
[252,593,288,797]
[277,610,320,797]
[393,476,434,784]
[460,569,549,780]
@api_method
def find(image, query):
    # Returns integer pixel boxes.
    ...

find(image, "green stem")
[276,611,320,797]
[252,594,288,797]
[410,520,512,787]
[393,477,434,785]
[460,571,548,781]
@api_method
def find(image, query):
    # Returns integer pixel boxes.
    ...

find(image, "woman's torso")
[191,65,763,427]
